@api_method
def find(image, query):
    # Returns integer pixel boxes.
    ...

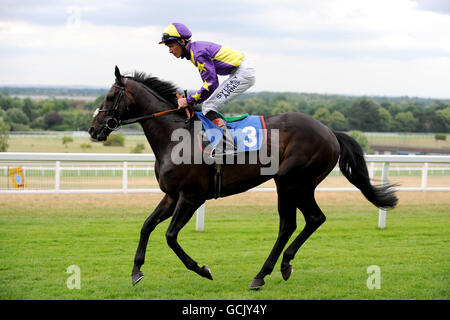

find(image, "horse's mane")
[126,71,179,106]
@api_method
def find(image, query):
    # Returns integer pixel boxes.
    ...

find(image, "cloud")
[414,0,450,14]
[0,21,170,85]
[250,53,450,98]
[247,0,450,59]
[0,0,253,31]
[0,0,449,98]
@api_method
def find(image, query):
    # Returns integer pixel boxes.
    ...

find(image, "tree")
[313,107,332,126]
[378,107,394,132]
[45,112,63,128]
[4,108,29,125]
[3,104,31,131]
[0,95,21,111]
[0,118,9,151]
[272,100,294,115]
[435,108,450,132]
[243,98,271,117]
[31,116,46,129]
[394,111,418,132]
[295,99,309,113]
[41,100,57,115]
[348,98,380,131]
[330,110,348,130]
[74,112,92,131]
[413,109,433,132]
[22,98,36,122]
[243,98,266,115]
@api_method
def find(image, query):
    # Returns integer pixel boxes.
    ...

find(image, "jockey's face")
[166,41,183,59]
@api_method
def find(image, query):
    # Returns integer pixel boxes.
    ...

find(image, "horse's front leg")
[165,195,212,280]
[132,194,177,285]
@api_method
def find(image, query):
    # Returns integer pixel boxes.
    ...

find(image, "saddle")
[194,112,267,199]
[194,112,267,153]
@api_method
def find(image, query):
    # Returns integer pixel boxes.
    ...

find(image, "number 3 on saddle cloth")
[194,112,267,154]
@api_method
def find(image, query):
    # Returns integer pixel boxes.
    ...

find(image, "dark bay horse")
[89,66,397,289]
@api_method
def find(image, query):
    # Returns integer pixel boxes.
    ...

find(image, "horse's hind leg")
[132,194,177,285]
[280,190,326,281]
[249,186,297,290]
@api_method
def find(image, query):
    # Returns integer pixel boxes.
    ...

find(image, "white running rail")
[1,153,449,229]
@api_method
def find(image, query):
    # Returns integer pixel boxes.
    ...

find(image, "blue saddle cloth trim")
[195,112,265,152]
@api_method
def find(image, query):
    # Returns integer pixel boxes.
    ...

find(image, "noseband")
[94,83,127,130]
[94,81,192,131]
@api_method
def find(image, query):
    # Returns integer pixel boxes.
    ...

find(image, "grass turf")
[0,192,448,300]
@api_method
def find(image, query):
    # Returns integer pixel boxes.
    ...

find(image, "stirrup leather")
[211,124,237,158]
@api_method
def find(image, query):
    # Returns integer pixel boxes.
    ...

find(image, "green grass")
[0,193,449,300]
[7,134,152,154]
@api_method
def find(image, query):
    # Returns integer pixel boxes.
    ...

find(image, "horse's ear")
[115,65,123,84]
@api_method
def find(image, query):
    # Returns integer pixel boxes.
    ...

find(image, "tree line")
[0,92,102,131]
[0,90,449,133]
[225,92,449,133]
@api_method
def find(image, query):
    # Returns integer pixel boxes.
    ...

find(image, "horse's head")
[89,66,135,141]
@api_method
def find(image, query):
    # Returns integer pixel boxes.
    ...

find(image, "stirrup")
[210,138,238,158]
[211,133,237,158]
[210,148,238,158]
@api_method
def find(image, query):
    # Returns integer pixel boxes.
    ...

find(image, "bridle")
[93,83,126,130]
[94,80,192,131]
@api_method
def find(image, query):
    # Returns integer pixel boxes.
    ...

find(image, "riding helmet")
[159,23,192,44]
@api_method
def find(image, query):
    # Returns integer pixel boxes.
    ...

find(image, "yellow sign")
[9,167,26,189]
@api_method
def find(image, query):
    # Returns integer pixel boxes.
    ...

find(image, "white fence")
[1,153,450,229]
[0,153,159,194]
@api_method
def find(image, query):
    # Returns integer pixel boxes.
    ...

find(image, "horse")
[89,66,397,289]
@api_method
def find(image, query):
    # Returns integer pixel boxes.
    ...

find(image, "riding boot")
[211,118,237,158]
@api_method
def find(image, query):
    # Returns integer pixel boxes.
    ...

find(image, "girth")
[213,164,222,199]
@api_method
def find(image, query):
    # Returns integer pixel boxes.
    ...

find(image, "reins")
[99,81,193,130]
[119,104,192,126]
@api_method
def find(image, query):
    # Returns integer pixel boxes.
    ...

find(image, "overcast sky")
[1,0,449,98]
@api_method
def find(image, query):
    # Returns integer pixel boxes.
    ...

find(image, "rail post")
[55,161,61,193]
[421,162,429,191]
[122,161,128,193]
[378,162,390,229]
[196,203,205,231]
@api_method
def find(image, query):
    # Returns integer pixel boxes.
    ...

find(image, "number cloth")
[195,112,266,152]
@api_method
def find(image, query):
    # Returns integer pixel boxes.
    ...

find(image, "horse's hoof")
[281,264,293,281]
[201,265,213,280]
[132,271,144,286]
[249,278,265,290]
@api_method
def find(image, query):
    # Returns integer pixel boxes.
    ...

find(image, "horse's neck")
[134,91,188,162]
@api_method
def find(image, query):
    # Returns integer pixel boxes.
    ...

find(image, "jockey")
[159,22,256,157]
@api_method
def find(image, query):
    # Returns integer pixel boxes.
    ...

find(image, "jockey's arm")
[186,54,219,106]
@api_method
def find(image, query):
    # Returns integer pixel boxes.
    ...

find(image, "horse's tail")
[333,131,398,209]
